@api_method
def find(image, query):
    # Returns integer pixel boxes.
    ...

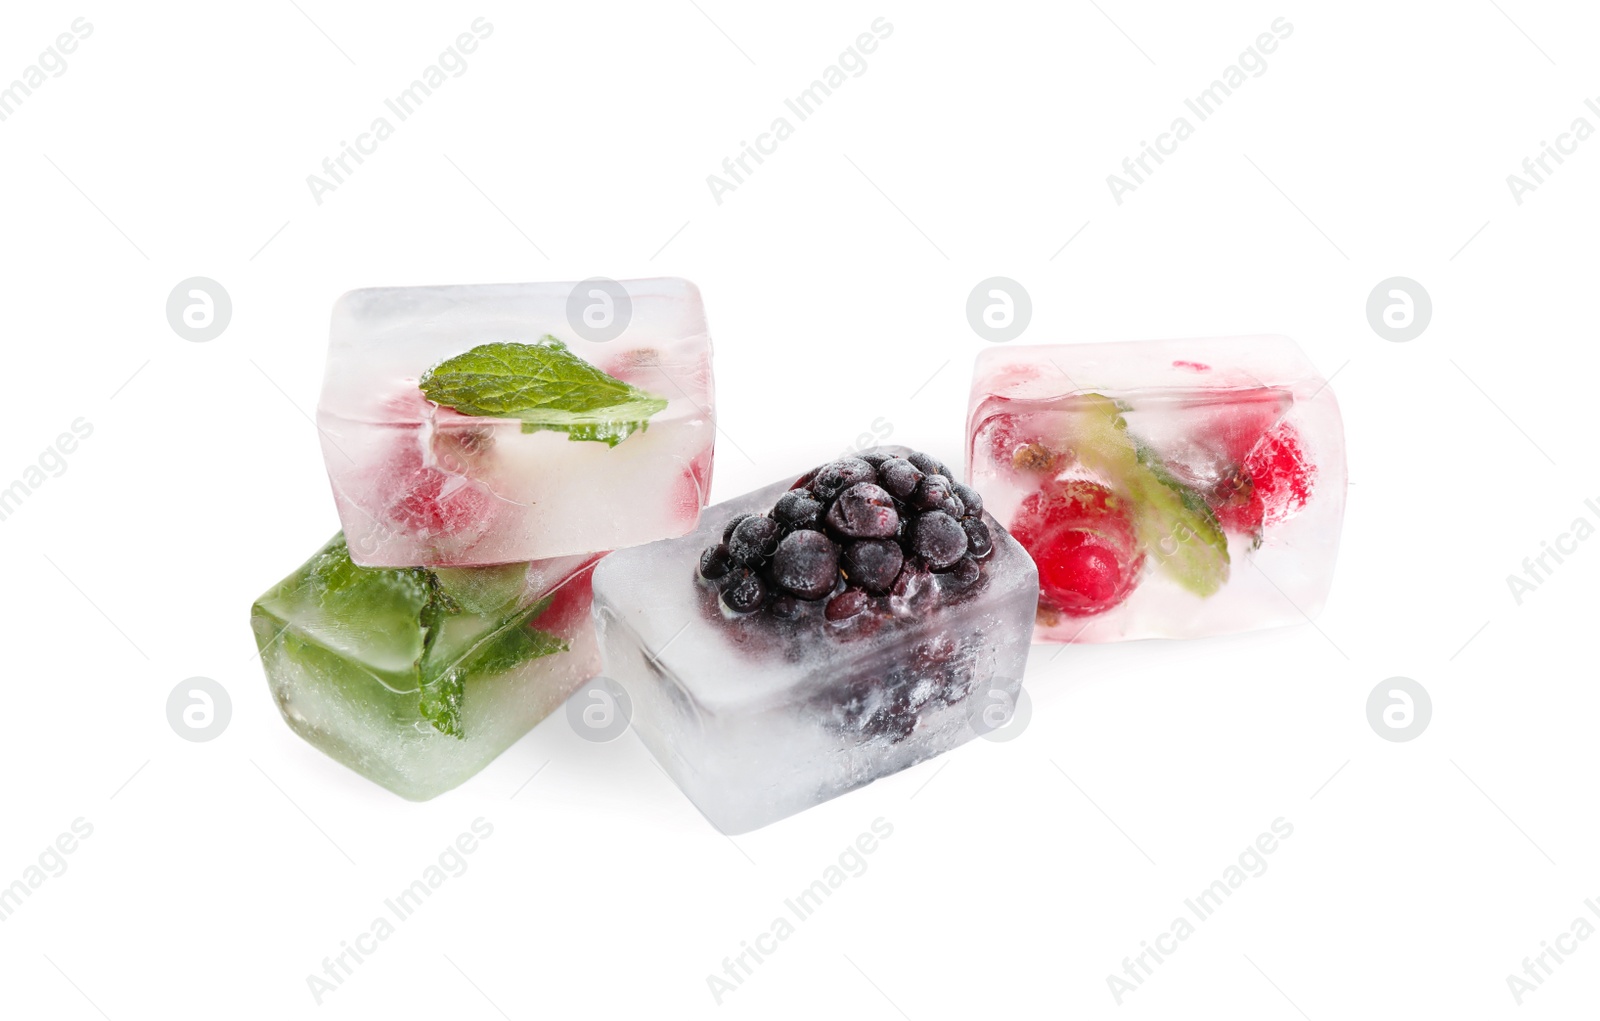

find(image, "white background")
[1,1,1596,1017]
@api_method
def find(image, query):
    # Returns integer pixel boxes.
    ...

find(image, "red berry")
[1178,389,1315,537]
[379,447,493,540]
[1011,479,1145,617]
[1209,420,1314,535]
[533,562,596,638]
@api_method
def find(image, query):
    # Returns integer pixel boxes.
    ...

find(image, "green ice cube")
[251,535,599,800]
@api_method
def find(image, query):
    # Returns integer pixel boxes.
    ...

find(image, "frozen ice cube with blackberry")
[966,336,1346,642]
[317,278,715,567]
[250,535,601,800]
[593,447,1038,834]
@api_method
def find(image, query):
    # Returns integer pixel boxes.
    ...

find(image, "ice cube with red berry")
[318,279,716,567]
[591,447,1038,834]
[967,337,1345,642]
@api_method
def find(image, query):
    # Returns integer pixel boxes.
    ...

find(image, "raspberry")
[1222,425,1312,537]
[379,447,493,542]
[1011,479,1144,617]
[531,563,595,637]
[1211,421,1314,534]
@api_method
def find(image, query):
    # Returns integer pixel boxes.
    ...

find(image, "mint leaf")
[453,595,569,678]
[418,593,569,740]
[1069,394,1230,598]
[419,338,668,448]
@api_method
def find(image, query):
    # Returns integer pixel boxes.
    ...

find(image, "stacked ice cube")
[252,279,715,800]
[967,336,1346,642]
[319,279,715,567]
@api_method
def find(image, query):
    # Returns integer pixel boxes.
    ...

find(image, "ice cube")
[967,337,1346,642]
[317,278,715,567]
[251,534,601,800]
[592,447,1038,834]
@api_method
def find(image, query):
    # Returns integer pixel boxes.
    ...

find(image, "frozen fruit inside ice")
[909,473,953,511]
[379,448,493,541]
[877,457,923,499]
[811,457,877,500]
[771,530,839,600]
[842,539,903,594]
[532,566,594,637]
[962,518,993,558]
[1012,479,1145,617]
[698,543,734,580]
[720,568,767,614]
[825,483,900,539]
[910,511,968,569]
[943,556,981,591]
[727,515,781,566]
[950,481,983,518]
[773,490,824,531]
[692,449,992,626]
[826,587,869,622]
[981,413,1064,474]
[1212,421,1314,534]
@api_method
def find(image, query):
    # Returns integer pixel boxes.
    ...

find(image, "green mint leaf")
[306,536,435,651]
[453,595,569,679]
[1070,394,1230,598]
[418,593,569,740]
[416,574,464,737]
[419,338,668,448]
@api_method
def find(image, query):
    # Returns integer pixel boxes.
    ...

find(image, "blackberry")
[825,587,870,622]
[770,530,839,600]
[825,483,900,539]
[860,451,892,468]
[961,518,993,558]
[907,452,948,478]
[842,539,903,594]
[940,492,966,518]
[909,473,952,511]
[698,543,733,580]
[950,481,983,518]
[811,457,877,500]
[910,510,968,568]
[727,515,781,566]
[722,513,753,544]
[769,594,800,620]
[877,457,923,499]
[890,556,932,602]
[719,568,767,614]
[942,556,981,591]
[773,490,825,531]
